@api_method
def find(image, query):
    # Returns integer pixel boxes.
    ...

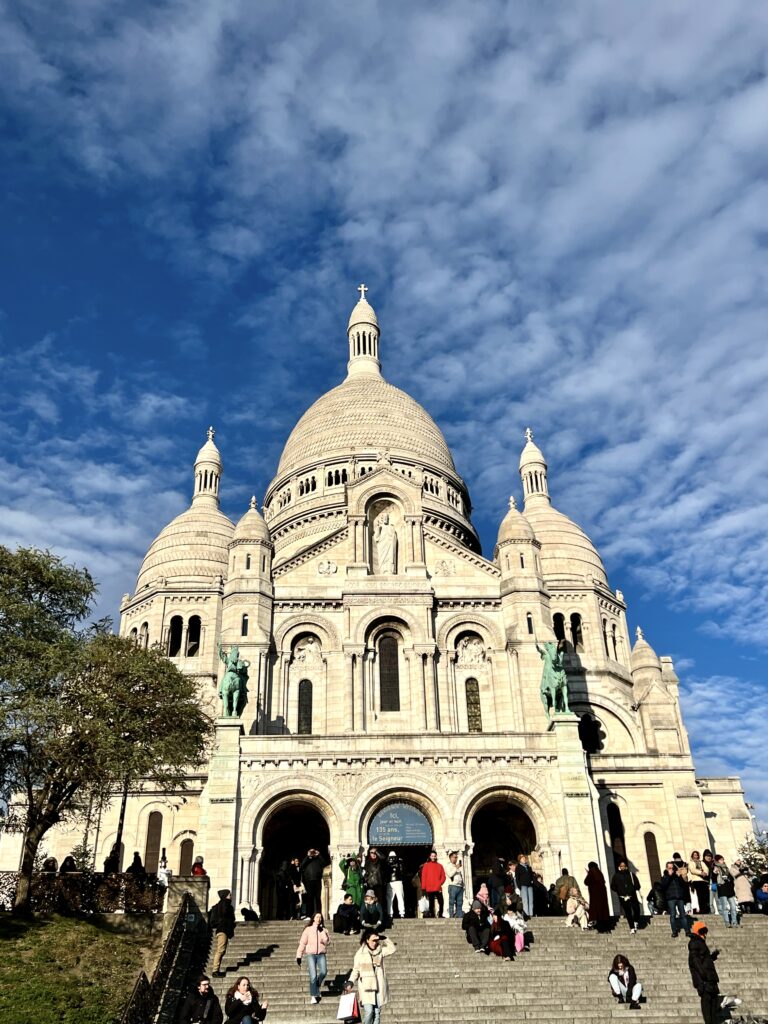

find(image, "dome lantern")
[519,427,550,507]
[193,426,223,508]
[346,283,382,379]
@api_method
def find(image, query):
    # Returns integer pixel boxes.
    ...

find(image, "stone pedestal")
[550,713,605,876]
[200,719,243,900]
[165,876,211,920]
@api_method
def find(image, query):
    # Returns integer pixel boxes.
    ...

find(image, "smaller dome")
[348,296,379,330]
[232,496,270,543]
[136,504,234,590]
[497,496,535,545]
[519,427,546,470]
[631,626,662,674]
[522,504,607,585]
[195,426,221,466]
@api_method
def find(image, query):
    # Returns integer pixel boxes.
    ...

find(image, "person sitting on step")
[462,900,490,953]
[334,893,362,934]
[565,886,591,930]
[608,954,643,1010]
[489,909,515,962]
[360,889,384,931]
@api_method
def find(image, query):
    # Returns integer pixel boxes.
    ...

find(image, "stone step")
[204,917,768,1024]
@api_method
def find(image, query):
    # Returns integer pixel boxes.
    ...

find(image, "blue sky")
[1,1,766,829]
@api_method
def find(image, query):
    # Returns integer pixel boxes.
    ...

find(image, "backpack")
[557,882,570,901]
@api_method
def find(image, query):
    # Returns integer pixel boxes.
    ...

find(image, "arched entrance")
[259,801,330,919]
[470,798,536,895]
[367,801,434,918]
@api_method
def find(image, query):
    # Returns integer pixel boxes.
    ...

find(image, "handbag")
[337,991,361,1022]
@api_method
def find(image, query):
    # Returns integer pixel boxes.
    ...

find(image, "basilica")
[7,288,751,914]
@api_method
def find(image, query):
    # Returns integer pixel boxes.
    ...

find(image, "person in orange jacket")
[419,850,446,919]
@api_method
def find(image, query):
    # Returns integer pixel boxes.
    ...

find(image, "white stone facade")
[1,290,751,912]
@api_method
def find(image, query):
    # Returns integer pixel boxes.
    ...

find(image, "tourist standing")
[488,857,507,908]
[275,861,294,921]
[300,848,327,920]
[712,856,739,928]
[688,852,710,914]
[178,975,223,1024]
[608,954,643,1010]
[556,867,579,908]
[420,850,446,918]
[515,854,535,919]
[447,851,464,918]
[340,854,364,909]
[730,860,755,915]
[688,921,741,1024]
[385,851,405,921]
[224,976,268,1023]
[348,929,397,1024]
[659,862,691,938]
[296,912,331,1005]
[584,862,610,932]
[210,888,236,978]
[363,848,386,911]
[192,855,207,877]
[611,859,642,934]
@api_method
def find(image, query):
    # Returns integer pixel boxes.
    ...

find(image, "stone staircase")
[207,915,768,1023]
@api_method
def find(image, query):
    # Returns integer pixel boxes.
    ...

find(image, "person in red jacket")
[420,850,446,919]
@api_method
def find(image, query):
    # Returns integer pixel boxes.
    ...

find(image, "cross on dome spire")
[525,426,533,443]
[249,495,257,510]
[207,426,215,442]
[636,625,644,641]
[347,283,381,379]
[358,283,369,300]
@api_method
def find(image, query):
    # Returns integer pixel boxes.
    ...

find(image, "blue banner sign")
[368,802,433,846]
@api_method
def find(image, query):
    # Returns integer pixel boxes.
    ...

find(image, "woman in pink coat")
[296,912,331,1004]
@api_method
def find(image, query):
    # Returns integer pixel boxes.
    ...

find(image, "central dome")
[276,375,457,477]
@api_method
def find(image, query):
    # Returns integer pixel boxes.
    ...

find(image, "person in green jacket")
[340,854,364,906]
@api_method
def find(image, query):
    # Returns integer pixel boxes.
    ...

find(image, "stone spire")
[346,283,382,379]
[193,425,222,507]
[519,427,550,508]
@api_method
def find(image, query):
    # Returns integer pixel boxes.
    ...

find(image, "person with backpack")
[209,889,236,978]
[178,975,223,1024]
[556,868,579,909]
[712,855,739,928]
[611,859,642,933]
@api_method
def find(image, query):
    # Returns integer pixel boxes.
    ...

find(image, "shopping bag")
[337,990,360,1022]
[418,895,429,913]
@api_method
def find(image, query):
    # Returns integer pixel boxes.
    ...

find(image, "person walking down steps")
[688,921,742,1024]
[348,928,397,1024]
[296,912,331,1005]
[210,889,236,978]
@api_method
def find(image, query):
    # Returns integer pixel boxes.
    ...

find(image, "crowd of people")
[178,844,767,1024]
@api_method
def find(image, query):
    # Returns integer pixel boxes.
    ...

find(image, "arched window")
[144,811,163,874]
[245,553,252,570]
[611,623,618,660]
[167,616,183,657]
[298,679,313,734]
[526,613,534,635]
[553,613,566,642]
[262,554,267,573]
[606,803,627,870]
[327,471,333,486]
[379,634,400,712]
[139,622,149,649]
[129,627,138,642]
[341,468,348,483]
[186,616,201,657]
[519,552,525,568]
[602,618,609,657]
[570,613,584,652]
[241,614,249,637]
[644,831,662,884]
[179,838,194,876]
[465,678,482,733]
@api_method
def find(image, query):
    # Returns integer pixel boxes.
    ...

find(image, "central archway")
[470,798,536,895]
[259,800,330,919]
[365,800,434,918]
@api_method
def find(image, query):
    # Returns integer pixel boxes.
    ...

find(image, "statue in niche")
[294,635,321,664]
[218,643,249,718]
[457,636,485,665]
[537,638,570,719]
[374,512,398,574]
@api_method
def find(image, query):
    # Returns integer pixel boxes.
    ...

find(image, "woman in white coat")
[348,929,396,1024]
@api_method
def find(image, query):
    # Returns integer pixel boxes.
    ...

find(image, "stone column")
[415,647,438,730]
[200,719,243,898]
[550,713,601,873]
[505,643,524,733]
[405,651,426,730]
[344,652,355,733]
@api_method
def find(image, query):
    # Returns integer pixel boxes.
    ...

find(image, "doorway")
[470,798,536,894]
[259,801,330,919]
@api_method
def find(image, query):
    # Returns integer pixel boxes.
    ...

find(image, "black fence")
[0,870,165,914]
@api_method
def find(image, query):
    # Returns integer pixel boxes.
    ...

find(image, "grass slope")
[0,914,161,1024]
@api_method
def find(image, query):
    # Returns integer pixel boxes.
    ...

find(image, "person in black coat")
[275,861,294,920]
[688,923,722,1024]
[177,975,223,1024]
[300,848,328,919]
[209,889,237,978]
[659,861,691,937]
[223,976,268,1023]
[608,954,643,1009]
[487,857,507,908]
[462,900,490,952]
[334,893,362,934]
[611,860,642,933]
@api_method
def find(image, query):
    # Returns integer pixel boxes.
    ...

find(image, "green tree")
[0,546,213,914]
[736,830,768,878]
